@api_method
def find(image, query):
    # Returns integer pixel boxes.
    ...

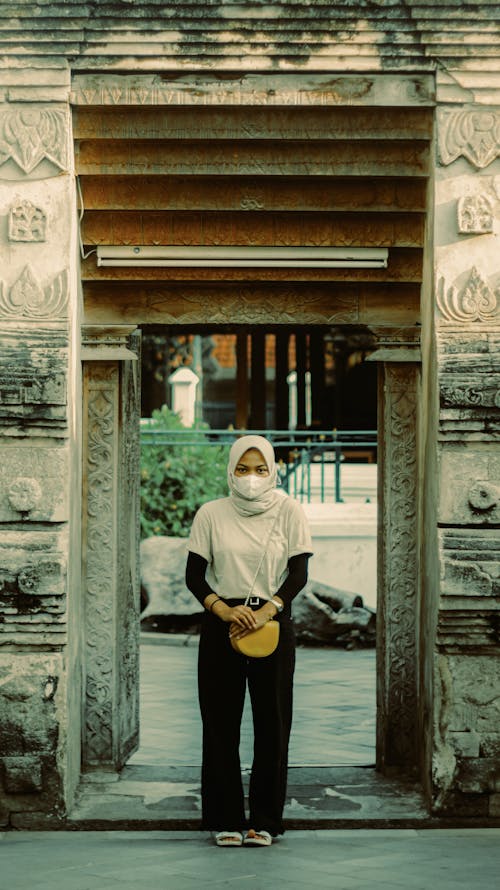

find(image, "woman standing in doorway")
[185,435,312,847]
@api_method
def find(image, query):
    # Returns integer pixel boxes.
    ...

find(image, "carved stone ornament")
[468,481,500,513]
[436,267,499,324]
[8,200,47,242]
[7,477,42,513]
[457,194,494,235]
[0,266,68,320]
[439,110,500,169]
[0,107,68,175]
[83,364,118,763]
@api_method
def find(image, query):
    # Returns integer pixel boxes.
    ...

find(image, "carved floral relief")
[83,365,119,764]
[457,194,494,235]
[436,268,499,324]
[379,364,419,768]
[439,110,500,169]
[0,266,68,320]
[8,200,47,242]
[0,107,68,176]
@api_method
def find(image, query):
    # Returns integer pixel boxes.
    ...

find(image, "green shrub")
[140,405,230,538]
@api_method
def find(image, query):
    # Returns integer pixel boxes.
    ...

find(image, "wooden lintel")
[72,106,433,142]
[81,210,424,249]
[83,282,421,327]
[75,139,430,178]
[79,174,428,213]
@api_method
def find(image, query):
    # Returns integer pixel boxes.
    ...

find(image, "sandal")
[243,829,273,847]
[214,831,243,847]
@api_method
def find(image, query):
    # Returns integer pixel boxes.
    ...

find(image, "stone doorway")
[80,322,421,780]
[75,74,429,805]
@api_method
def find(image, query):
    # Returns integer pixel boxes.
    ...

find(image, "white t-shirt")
[188,493,313,602]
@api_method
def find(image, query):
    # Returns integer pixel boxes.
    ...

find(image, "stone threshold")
[4,764,484,831]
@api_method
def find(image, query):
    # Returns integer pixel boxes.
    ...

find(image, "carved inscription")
[457,195,494,234]
[0,107,68,175]
[437,268,499,324]
[8,200,47,242]
[0,266,68,320]
[72,78,376,108]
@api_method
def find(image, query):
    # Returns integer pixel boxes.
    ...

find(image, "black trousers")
[198,604,295,836]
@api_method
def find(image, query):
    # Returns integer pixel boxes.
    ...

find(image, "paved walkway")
[2,828,500,890]
[66,639,429,829]
[130,636,377,768]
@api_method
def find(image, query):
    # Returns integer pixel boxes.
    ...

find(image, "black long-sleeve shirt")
[185,551,310,609]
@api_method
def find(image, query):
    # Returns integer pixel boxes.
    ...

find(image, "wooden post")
[236,332,249,429]
[310,331,325,428]
[275,331,289,430]
[296,331,307,428]
[250,331,266,429]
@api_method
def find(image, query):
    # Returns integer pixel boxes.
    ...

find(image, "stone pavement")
[1,828,500,890]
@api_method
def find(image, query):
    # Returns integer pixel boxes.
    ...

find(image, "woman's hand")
[229,605,276,640]
[214,602,258,631]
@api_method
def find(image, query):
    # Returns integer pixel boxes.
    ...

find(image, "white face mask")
[232,473,270,499]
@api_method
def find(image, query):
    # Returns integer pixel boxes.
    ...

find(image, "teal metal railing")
[140,426,377,504]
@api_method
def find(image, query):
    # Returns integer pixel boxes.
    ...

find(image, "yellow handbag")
[229,501,285,658]
[230,619,280,658]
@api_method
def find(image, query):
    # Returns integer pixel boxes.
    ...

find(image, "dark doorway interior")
[140,324,377,433]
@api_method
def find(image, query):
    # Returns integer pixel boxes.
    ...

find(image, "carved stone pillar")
[429,100,500,817]
[0,66,82,826]
[81,327,141,770]
[369,331,421,774]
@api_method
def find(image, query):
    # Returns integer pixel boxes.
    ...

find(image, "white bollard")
[168,366,199,427]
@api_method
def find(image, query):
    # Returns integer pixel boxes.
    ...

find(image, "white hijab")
[227,435,284,516]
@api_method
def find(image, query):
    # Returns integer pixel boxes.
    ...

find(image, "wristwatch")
[271,597,284,613]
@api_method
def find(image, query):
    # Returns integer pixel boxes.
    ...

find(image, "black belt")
[224,596,267,608]
[222,596,291,616]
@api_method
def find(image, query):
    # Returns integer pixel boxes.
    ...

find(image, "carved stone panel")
[439,449,500,527]
[0,327,68,434]
[0,444,69,522]
[82,349,141,769]
[0,530,67,646]
[438,529,500,653]
[436,268,499,326]
[377,362,420,772]
[0,106,68,178]
[457,195,494,235]
[116,333,141,764]
[8,200,47,242]
[82,362,119,765]
[439,109,500,169]
[0,266,69,321]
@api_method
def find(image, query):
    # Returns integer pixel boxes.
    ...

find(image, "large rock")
[140,535,375,647]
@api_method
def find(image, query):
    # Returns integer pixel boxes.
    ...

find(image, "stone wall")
[0,64,81,827]
[429,102,500,817]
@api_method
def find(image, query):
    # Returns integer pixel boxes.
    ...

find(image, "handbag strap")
[244,498,286,606]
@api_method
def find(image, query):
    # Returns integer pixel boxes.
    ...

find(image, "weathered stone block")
[2,755,42,793]
[0,445,69,521]
[489,793,500,817]
[456,758,500,794]
[0,530,67,641]
[480,734,500,759]
[438,450,500,526]
[449,730,481,758]
[433,791,489,818]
